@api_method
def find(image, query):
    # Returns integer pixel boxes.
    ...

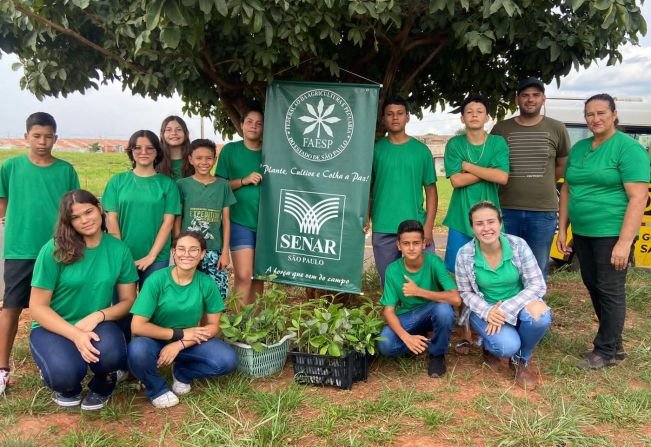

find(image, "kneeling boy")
[377,220,461,377]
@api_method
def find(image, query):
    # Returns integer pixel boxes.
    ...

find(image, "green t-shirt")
[491,116,570,211]
[31,234,138,328]
[565,131,650,237]
[215,141,262,231]
[442,134,509,236]
[473,235,523,305]
[130,266,225,329]
[0,156,79,259]
[171,159,183,179]
[177,177,237,251]
[101,171,181,261]
[372,137,436,234]
[380,252,457,315]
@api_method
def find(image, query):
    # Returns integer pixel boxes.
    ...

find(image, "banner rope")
[274,59,382,86]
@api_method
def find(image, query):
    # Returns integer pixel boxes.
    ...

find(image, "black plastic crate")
[290,350,369,390]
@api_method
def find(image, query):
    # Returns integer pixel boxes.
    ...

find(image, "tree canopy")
[0,0,646,136]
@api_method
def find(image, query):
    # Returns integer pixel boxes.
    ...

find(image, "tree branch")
[399,41,446,96]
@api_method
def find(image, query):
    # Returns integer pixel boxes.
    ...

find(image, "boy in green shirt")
[377,220,461,377]
[0,112,80,393]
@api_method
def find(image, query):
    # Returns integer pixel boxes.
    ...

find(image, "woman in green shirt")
[158,115,193,179]
[557,93,649,370]
[29,189,138,411]
[128,231,237,409]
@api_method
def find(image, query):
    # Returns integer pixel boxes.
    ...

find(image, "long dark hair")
[158,116,194,178]
[54,189,107,265]
[126,130,164,169]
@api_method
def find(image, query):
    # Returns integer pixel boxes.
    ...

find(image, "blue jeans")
[30,322,127,397]
[502,209,556,279]
[372,232,435,287]
[469,307,551,364]
[377,302,456,357]
[127,336,238,400]
[444,228,472,273]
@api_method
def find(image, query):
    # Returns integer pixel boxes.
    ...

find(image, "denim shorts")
[231,222,256,251]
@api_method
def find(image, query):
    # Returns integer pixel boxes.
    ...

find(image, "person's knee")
[203,343,238,375]
[431,304,456,328]
[127,338,157,368]
[486,334,520,358]
[524,301,550,321]
[377,327,398,357]
[220,347,238,374]
[46,360,86,392]
[0,307,23,324]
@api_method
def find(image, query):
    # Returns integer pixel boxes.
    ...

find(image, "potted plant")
[220,282,295,377]
[288,297,385,389]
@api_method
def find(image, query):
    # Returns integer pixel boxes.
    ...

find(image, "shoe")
[151,391,179,409]
[172,371,191,396]
[428,354,446,378]
[81,391,110,411]
[581,349,626,362]
[0,369,9,394]
[512,362,537,390]
[576,352,617,370]
[52,392,81,407]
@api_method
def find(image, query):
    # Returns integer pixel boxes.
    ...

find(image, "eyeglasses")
[131,147,156,153]
[174,246,201,256]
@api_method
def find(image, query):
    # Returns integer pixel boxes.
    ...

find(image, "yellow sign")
[634,226,651,269]
[643,184,651,224]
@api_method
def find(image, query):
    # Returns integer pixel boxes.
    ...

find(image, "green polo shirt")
[380,253,457,315]
[473,235,523,305]
[171,159,184,179]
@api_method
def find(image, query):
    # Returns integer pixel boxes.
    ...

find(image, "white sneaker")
[172,371,191,396]
[0,369,9,394]
[151,391,179,409]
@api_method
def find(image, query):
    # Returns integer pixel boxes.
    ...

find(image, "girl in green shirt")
[29,189,138,411]
[159,115,193,179]
[128,231,237,409]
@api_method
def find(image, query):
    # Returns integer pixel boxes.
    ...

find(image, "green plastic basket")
[228,333,295,377]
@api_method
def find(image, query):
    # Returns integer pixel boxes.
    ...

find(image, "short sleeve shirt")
[31,234,138,328]
[565,131,650,237]
[372,137,436,234]
[473,235,524,305]
[0,156,80,259]
[443,134,509,236]
[101,171,181,261]
[177,177,237,251]
[491,117,570,211]
[130,266,225,329]
[171,159,183,179]
[380,253,457,315]
[215,141,262,231]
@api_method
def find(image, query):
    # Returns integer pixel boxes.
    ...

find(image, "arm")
[0,197,6,225]
[401,275,461,306]
[228,172,262,191]
[611,182,648,270]
[449,172,481,188]
[74,282,137,332]
[106,212,122,239]
[218,207,231,270]
[556,182,571,255]
[134,214,175,270]
[423,183,438,246]
[461,161,508,185]
[382,306,429,355]
[363,186,372,233]
[173,216,182,237]
[555,156,567,181]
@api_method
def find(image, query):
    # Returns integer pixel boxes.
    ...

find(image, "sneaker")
[428,354,447,378]
[0,369,9,394]
[81,391,110,411]
[172,371,191,396]
[512,362,537,390]
[151,391,179,409]
[576,351,618,370]
[52,391,81,407]
[581,349,626,362]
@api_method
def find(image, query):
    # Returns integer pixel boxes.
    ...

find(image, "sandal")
[454,339,471,355]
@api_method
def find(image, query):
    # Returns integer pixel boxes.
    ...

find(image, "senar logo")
[285,89,354,162]
[276,189,346,261]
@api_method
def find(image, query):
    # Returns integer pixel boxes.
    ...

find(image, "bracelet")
[178,340,186,350]
[240,178,244,187]
[98,310,106,322]
[171,328,184,341]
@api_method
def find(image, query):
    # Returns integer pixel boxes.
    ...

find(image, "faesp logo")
[276,189,345,260]
[285,89,354,162]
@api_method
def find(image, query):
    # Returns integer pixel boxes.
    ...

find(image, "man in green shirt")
[367,97,438,286]
[377,220,461,377]
[0,112,80,393]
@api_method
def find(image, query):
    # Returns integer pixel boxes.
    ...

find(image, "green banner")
[254,81,379,294]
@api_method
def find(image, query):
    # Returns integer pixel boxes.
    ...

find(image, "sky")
[0,3,649,141]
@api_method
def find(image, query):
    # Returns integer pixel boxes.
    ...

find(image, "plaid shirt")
[455,233,546,326]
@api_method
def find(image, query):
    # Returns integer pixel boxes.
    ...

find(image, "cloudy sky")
[0,3,649,141]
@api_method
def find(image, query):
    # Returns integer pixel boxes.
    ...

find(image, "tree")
[0,0,646,136]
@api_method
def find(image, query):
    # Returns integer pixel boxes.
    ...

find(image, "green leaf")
[264,18,273,46]
[319,345,328,355]
[11,62,22,71]
[570,0,587,10]
[38,74,50,91]
[593,0,612,11]
[251,342,265,352]
[477,36,492,54]
[252,12,263,33]
[199,0,213,14]
[215,0,228,16]
[145,0,165,31]
[161,27,181,49]
[71,0,90,9]
[165,0,188,26]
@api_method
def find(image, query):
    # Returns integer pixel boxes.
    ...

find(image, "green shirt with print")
[443,134,509,237]
[371,137,437,234]
[101,171,181,262]
[215,141,262,231]
[473,235,523,305]
[177,177,237,251]
[0,156,80,259]
[380,252,457,315]
[565,131,650,237]
[31,234,138,328]
[130,266,225,329]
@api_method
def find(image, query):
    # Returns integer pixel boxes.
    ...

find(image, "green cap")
[517,77,545,94]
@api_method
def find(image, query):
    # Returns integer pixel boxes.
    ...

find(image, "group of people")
[0,76,647,410]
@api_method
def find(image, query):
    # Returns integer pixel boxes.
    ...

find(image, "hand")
[157,342,182,367]
[74,311,103,332]
[611,239,632,271]
[402,275,422,297]
[182,327,211,344]
[556,231,572,256]
[363,217,370,234]
[73,330,101,363]
[243,172,262,186]
[485,322,502,336]
[0,216,5,225]
[424,227,434,247]
[487,302,506,326]
[217,250,230,270]
[402,333,429,355]
[135,254,156,271]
